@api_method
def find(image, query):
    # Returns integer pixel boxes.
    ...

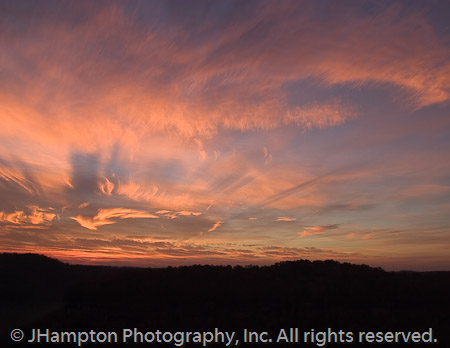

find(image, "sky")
[1,0,449,271]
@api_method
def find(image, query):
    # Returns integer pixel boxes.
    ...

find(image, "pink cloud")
[99,177,114,195]
[276,217,296,222]
[299,224,340,238]
[0,205,57,226]
[0,2,449,270]
[71,208,159,231]
[208,221,223,233]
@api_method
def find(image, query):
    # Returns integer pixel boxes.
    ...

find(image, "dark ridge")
[0,252,66,267]
[1,253,449,347]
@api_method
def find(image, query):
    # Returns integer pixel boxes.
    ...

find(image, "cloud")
[396,184,450,201]
[154,210,202,219]
[276,217,296,222]
[298,224,340,238]
[156,210,171,215]
[259,245,360,260]
[176,210,202,217]
[99,176,114,195]
[346,233,357,239]
[0,205,57,226]
[257,175,329,208]
[264,147,272,166]
[0,160,41,196]
[208,221,223,233]
[0,1,363,159]
[0,2,449,270]
[0,2,448,184]
[116,179,200,210]
[71,208,159,231]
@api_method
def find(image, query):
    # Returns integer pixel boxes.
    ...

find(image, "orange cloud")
[115,179,202,211]
[208,221,223,233]
[1,2,449,270]
[276,217,296,222]
[154,210,202,219]
[99,177,114,195]
[0,205,57,226]
[264,147,272,166]
[299,224,340,238]
[176,211,202,217]
[0,2,448,181]
[0,2,363,168]
[71,208,159,231]
[0,163,40,196]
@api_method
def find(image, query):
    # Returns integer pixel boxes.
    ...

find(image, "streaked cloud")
[0,1,449,270]
[208,221,223,233]
[71,208,159,231]
[155,210,203,220]
[0,161,41,196]
[276,217,296,222]
[299,224,340,238]
[99,177,115,196]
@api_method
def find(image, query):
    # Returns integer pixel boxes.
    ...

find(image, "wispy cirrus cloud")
[0,160,41,197]
[0,1,364,163]
[1,1,448,163]
[71,208,159,231]
[155,210,202,219]
[208,221,223,233]
[1,1,450,270]
[276,217,296,222]
[299,224,340,238]
[99,177,115,196]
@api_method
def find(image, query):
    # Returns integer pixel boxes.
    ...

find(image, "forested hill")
[1,253,449,347]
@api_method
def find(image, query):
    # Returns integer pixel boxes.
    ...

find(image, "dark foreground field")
[1,253,449,347]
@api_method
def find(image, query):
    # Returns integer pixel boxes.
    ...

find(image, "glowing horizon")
[1,1,449,271]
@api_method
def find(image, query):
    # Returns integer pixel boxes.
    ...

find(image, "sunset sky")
[1,0,449,270]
